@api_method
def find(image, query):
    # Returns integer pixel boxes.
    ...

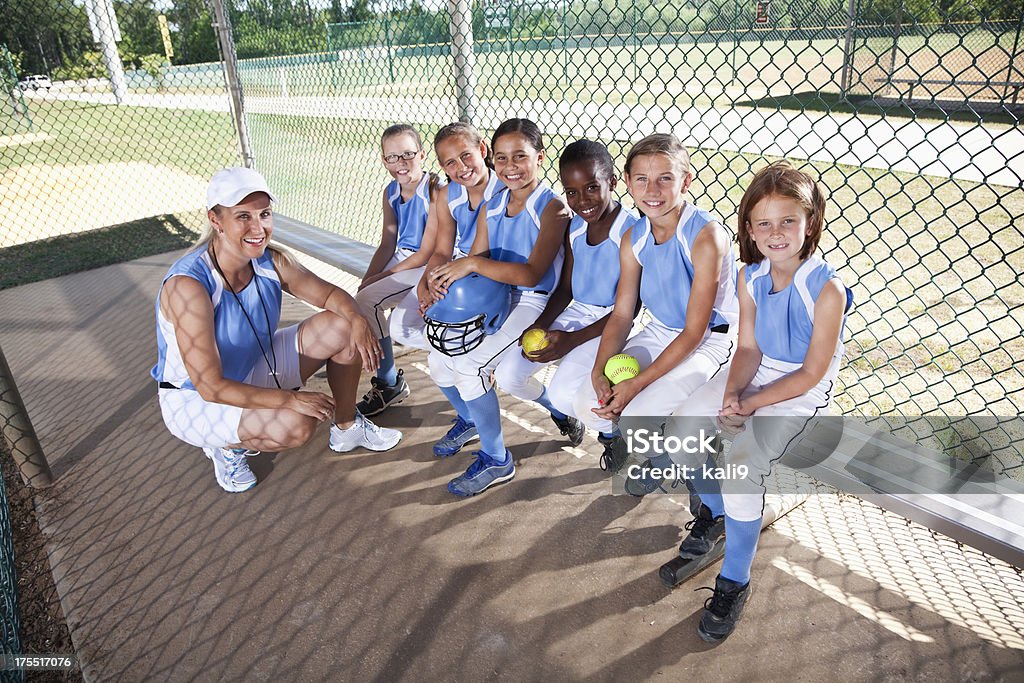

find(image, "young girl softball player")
[409,122,505,456]
[677,160,850,642]
[573,133,738,472]
[426,118,570,496]
[344,123,441,419]
[493,139,637,449]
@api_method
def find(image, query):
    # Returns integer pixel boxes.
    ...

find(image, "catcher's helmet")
[424,274,512,356]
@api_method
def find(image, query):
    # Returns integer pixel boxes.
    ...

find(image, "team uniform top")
[744,255,848,364]
[387,173,432,252]
[630,202,738,331]
[448,171,504,255]
[485,183,564,294]
[568,205,637,307]
[151,245,282,390]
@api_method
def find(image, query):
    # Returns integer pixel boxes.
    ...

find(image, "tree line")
[1,0,1019,78]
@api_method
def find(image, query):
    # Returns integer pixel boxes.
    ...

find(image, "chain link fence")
[226,0,1023,436]
[0,0,240,288]
[0,0,1022,666]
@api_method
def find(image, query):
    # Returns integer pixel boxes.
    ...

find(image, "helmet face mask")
[425,314,487,356]
[424,273,512,357]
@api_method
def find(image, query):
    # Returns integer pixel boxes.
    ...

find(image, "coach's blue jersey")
[745,255,847,364]
[387,173,431,252]
[152,245,283,389]
[630,203,738,330]
[449,170,504,255]
[569,204,637,307]
[485,183,564,294]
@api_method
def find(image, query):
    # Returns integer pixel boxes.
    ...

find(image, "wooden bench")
[878,77,1024,104]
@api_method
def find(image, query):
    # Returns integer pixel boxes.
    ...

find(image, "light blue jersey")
[387,173,431,252]
[151,245,282,389]
[630,203,738,330]
[568,204,637,307]
[485,183,564,294]
[745,255,847,364]
[448,170,504,256]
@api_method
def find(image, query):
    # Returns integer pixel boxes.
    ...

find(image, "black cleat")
[551,414,585,446]
[697,574,752,642]
[356,369,410,416]
[679,504,726,559]
[597,433,628,473]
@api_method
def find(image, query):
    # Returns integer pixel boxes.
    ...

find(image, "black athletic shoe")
[697,574,751,643]
[597,433,628,473]
[679,504,726,559]
[551,414,585,446]
[624,458,668,497]
[356,369,410,417]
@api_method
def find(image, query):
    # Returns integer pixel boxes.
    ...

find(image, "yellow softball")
[521,328,550,356]
[604,353,640,385]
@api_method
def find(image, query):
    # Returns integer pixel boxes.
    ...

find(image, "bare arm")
[274,252,381,371]
[720,266,762,415]
[729,278,846,414]
[430,198,571,288]
[590,229,642,409]
[637,222,730,387]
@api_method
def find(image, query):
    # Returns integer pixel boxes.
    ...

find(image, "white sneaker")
[329,412,402,453]
[203,447,257,493]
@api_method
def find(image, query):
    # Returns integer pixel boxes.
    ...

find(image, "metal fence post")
[840,0,856,97]
[211,0,253,167]
[1004,15,1023,104]
[0,343,52,489]
[448,0,478,124]
[383,16,396,83]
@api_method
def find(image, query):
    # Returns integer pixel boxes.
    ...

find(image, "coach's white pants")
[428,291,548,401]
[669,355,841,522]
[573,319,735,434]
[355,250,429,349]
[493,300,611,417]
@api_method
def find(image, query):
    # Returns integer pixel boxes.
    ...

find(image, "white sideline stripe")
[772,557,935,643]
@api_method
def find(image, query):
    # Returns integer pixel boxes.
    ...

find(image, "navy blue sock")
[600,430,619,440]
[689,455,725,517]
[534,388,567,421]
[465,389,508,464]
[720,516,762,585]
[438,385,472,423]
[376,336,397,385]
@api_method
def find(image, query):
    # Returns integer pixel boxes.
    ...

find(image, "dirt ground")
[1,446,82,683]
[0,162,207,249]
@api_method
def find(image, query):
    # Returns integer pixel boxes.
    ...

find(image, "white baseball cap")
[206,167,278,210]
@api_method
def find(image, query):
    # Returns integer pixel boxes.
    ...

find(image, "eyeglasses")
[383,150,419,164]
